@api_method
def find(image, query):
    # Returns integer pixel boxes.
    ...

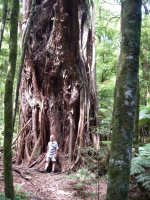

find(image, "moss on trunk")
[106,0,142,199]
[0,0,8,52]
[3,0,19,198]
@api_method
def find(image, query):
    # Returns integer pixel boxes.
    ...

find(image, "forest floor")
[0,161,107,200]
[0,160,149,200]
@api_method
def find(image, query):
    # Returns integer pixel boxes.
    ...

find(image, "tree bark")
[0,0,8,52]
[3,0,19,198]
[17,0,99,166]
[106,0,142,199]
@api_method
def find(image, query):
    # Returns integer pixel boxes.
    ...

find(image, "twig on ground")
[12,167,34,185]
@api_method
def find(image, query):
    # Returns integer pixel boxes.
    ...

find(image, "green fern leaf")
[143,180,150,189]
[130,157,145,175]
[136,171,150,191]
[138,143,150,156]
[138,157,150,167]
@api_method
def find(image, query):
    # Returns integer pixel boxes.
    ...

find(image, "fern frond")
[130,157,145,175]
[138,157,150,167]
[136,171,150,191]
[131,144,150,191]
[143,180,150,190]
[139,143,150,156]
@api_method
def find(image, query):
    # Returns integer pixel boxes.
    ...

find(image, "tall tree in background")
[0,0,8,52]
[133,77,140,154]
[3,0,19,198]
[140,13,150,105]
[16,0,99,167]
[106,0,142,199]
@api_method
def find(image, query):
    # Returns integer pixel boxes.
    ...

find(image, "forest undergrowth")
[0,142,150,200]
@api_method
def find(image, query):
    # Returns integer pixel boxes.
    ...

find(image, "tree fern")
[131,143,150,191]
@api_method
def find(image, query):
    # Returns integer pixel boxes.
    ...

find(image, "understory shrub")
[131,143,150,191]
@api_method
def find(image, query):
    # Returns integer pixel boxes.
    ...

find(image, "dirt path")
[0,166,107,200]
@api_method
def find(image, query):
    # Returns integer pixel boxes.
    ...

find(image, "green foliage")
[14,183,29,200]
[131,157,146,175]
[0,193,29,200]
[98,79,115,109]
[0,188,29,200]
[136,171,150,191]
[0,133,3,148]
[138,107,150,143]
[100,141,111,146]
[95,0,120,110]
[72,168,95,182]
[131,143,150,191]
[64,168,97,198]
[137,107,150,146]
[138,143,150,156]
[0,0,21,136]
[81,145,109,162]
[96,108,112,142]
[14,183,29,199]
[99,108,112,126]
[99,125,111,138]
[0,30,9,134]
[0,193,9,200]
[139,108,150,126]
[139,14,150,106]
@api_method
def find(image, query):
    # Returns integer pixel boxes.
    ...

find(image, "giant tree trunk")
[16,0,99,167]
[106,0,142,199]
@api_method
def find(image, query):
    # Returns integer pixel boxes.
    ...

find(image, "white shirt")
[47,141,59,158]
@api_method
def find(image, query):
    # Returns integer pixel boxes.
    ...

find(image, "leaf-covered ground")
[0,164,107,200]
[0,159,149,200]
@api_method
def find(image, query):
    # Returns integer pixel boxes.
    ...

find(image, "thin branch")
[103,9,120,18]
[101,0,121,6]
[104,16,120,29]
[12,118,32,146]
[143,2,149,14]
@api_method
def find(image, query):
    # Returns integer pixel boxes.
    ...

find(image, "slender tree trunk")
[106,0,142,199]
[90,0,100,148]
[0,0,8,52]
[3,0,19,198]
[110,2,124,129]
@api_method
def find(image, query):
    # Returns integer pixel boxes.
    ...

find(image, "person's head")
[50,135,55,142]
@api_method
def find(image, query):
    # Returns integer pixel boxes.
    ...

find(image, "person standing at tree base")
[44,135,59,174]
